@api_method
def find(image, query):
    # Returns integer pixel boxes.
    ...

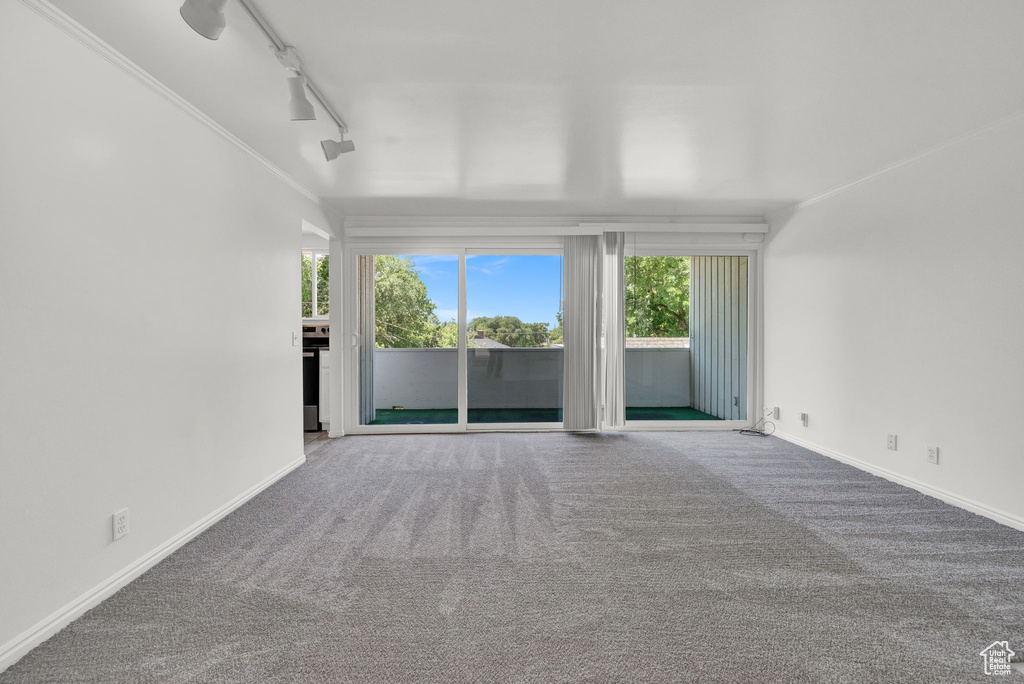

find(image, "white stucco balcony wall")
[372,348,690,410]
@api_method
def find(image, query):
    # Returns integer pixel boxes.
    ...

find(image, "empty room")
[2,0,1023,681]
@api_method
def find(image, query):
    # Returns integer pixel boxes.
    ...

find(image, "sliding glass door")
[624,254,749,425]
[346,240,756,433]
[356,254,459,427]
[466,252,563,426]
[352,248,563,431]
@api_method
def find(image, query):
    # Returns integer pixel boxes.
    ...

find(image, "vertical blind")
[690,256,748,420]
[601,232,626,427]
[562,235,601,430]
[357,255,376,425]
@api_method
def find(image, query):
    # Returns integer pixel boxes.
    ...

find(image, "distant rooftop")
[470,331,510,348]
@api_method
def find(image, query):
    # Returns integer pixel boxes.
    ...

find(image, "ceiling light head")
[322,130,355,160]
[287,75,316,121]
[180,0,229,40]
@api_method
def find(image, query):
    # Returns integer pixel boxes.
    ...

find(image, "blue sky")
[400,255,563,328]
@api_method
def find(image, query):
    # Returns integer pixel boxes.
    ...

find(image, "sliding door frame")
[343,246,466,434]
[341,233,763,435]
[613,242,763,432]
[464,247,564,432]
[342,237,565,435]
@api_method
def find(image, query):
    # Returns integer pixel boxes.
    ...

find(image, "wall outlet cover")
[887,434,897,451]
[112,508,129,541]
[927,446,939,464]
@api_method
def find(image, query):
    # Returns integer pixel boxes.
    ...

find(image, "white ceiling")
[50,0,1024,219]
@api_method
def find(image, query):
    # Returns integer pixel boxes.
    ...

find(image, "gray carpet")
[4,432,1023,683]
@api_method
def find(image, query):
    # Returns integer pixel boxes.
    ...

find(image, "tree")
[301,253,313,317]
[433,319,463,348]
[316,254,329,316]
[468,315,550,348]
[549,310,563,345]
[374,255,444,348]
[367,256,562,349]
[624,256,690,337]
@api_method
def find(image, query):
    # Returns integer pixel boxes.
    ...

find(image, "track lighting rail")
[234,0,348,134]
[181,0,352,153]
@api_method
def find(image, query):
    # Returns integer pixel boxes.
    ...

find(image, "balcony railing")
[372,347,691,410]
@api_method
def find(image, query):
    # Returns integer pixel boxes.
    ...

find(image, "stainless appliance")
[302,324,329,431]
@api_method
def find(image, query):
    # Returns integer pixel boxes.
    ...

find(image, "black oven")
[302,324,329,431]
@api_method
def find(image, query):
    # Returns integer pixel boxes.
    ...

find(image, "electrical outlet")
[927,446,939,465]
[768,406,779,419]
[112,508,129,541]
[887,434,897,451]
[800,412,808,427]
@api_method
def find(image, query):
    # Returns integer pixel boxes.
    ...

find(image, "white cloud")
[468,256,513,276]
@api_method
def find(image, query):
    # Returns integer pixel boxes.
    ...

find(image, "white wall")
[301,233,330,250]
[0,3,330,664]
[764,115,1024,525]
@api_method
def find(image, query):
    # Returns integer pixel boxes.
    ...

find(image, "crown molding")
[20,0,322,206]
[775,108,1024,217]
[343,216,767,237]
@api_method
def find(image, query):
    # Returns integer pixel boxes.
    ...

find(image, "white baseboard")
[0,454,306,674]
[774,432,1024,533]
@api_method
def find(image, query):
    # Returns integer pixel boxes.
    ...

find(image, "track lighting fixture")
[181,0,353,158]
[287,74,316,121]
[321,130,355,160]
[179,0,229,40]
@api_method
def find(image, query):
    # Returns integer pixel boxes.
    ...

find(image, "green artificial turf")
[369,406,720,425]
[468,408,562,424]
[369,409,458,425]
[624,406,721,421]
[369,408,562,425]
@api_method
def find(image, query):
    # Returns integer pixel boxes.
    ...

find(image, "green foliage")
[375,255,445,348]
[433,319,463,348]
[625,256,690,337]
[549,310,563,345]
[316,254,329,316]
[327,255,561,349]
[468,315,551,348]
[301,253,313,318]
